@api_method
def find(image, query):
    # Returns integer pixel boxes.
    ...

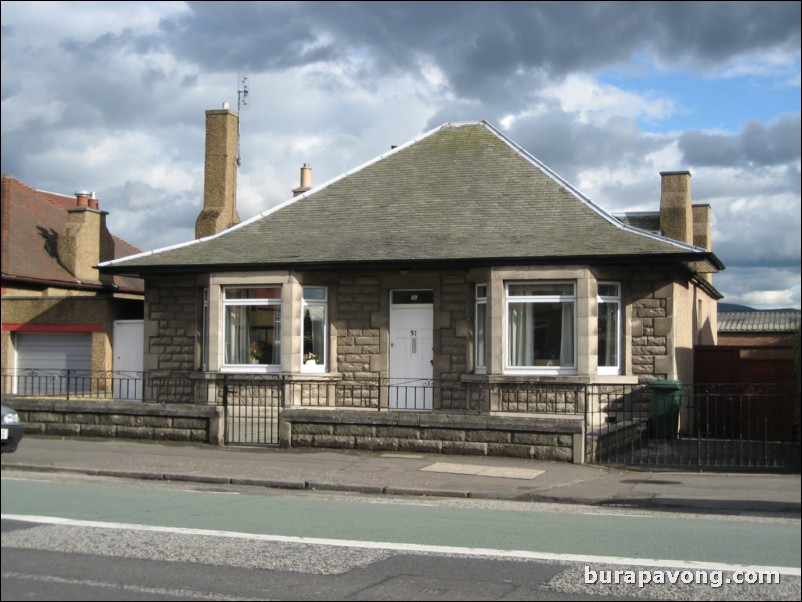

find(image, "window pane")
[508,283,574,297]
[476,302,486,368]
[225,287,281,300]
[225,305,281,365]
[303,305,325,366]
[508,302,574,367]
[476,285,487,299]
[598,283,620,297]
[598,301,619,367]
[392,290,433,304]
[303,287,326,300]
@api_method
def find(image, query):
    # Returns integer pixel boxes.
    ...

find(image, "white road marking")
[4,513,799,577]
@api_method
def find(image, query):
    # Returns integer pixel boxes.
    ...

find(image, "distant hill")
[718,302,800,313]
[718,303,755,312]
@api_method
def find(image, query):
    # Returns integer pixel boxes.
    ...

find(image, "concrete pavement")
[2,436,800,517]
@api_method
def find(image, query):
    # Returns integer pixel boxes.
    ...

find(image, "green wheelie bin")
[649,379,682,439]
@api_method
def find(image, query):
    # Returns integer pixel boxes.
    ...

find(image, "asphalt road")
[2,472,800,601]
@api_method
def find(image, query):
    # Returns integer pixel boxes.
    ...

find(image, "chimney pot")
[293,164,313,197]
[300,163,312,189]
[75,191,91,207]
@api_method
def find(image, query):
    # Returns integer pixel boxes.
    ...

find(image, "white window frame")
[475,284,487,374]
[597,282,621,375]
[505,281,577,375]
[222,286,282,373]
[301,287,327,373]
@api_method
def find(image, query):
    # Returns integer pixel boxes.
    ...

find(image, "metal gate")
[585,383,800,472]
[222,375,285,446]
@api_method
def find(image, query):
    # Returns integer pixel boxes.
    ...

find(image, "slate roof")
[1,175,143,293]
[614,212,661,233]
[101,122,723,275]
[718,311,801,333]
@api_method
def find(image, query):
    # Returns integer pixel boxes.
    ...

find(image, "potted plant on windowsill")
[250,341,265,364]
[304,352,321,366]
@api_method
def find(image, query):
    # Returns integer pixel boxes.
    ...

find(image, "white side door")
[113,320,144,401]
[389,297,433,410]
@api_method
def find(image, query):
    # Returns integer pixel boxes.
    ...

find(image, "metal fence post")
[695,386,702,471]
[583,384,589,463]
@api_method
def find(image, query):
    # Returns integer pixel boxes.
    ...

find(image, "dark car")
[1,405,24,453]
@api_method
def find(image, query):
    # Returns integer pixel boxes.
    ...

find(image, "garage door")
[15,333,92,395]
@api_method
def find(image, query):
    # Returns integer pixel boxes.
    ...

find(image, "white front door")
[389,294,433,410]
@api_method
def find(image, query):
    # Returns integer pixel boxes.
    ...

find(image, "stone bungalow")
[99,113,724,460]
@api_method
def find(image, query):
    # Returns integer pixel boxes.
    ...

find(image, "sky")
[2,1,800,309]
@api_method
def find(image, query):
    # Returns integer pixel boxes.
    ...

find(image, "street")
[1,471,799,600]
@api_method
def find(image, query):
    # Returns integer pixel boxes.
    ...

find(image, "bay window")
[506,282,575,371]
[224,287,282,367]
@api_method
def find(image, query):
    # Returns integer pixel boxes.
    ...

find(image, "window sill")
[221,365,282,374]
[504,368,578,377]
[462,373,591,385]
[589,374,640,385]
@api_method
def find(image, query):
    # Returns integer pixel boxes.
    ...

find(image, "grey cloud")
[161,2,800,105]
[715,266,801,308]
[646,1,800,66]
[741,116,802,165]
[507,112,670,184]
[164,2,340,72]
[714,203,801,270]
[679,113,801,167]
[104,180,202,250]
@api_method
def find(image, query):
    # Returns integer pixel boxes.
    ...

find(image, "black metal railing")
[2,369,588,413]
[585,382,800,471]
[3,369,797,468]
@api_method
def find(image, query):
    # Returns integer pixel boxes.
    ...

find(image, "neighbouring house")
[696,307,800,389]
[99,116,725,460]
[717,310,800,350]
[1,175,145,396]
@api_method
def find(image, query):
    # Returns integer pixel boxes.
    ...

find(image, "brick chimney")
[692,204,711,251]
[659,171,693,245]
[57,191,114,284]
[292,163,312,197]
[195,105,241,239]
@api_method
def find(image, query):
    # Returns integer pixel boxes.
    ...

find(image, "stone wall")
[9,398,222,444]
[629,269,674,382]
[144,275,198,373]
[281,408,584,462]
[438,273,469,382]
[335,275,382,385]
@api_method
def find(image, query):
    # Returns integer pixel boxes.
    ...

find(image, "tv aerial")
[237,75,248,167]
